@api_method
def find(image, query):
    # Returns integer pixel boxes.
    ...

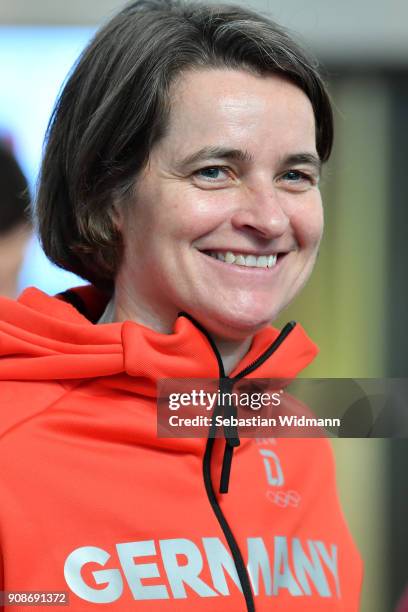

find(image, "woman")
[0,1,362,610]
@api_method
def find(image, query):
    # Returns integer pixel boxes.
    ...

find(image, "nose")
[230,184,290,240]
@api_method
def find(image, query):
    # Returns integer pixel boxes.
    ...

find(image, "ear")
[111,198,124,232]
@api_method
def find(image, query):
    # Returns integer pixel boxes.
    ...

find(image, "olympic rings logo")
[266,489,301,508]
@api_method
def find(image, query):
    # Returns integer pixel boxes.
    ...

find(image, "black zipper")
[178,313,297,612]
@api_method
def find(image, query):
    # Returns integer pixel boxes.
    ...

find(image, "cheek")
[291,195,323,249]
[164,189,233,237]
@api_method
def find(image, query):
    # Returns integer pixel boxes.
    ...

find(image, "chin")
[193,304,277,341]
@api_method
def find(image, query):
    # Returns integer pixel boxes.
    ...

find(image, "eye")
[194,166,229,181]
[280,169,318,190]
[282,170,309,182]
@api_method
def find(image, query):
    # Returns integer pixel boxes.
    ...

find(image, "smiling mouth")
[202,250,281,269]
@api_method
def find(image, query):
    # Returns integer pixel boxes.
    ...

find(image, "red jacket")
[0,286,363,610]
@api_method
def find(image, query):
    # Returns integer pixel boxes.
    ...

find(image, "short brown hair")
[36,0,333,291]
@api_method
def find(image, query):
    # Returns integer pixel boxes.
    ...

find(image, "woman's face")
[115,68,323,339]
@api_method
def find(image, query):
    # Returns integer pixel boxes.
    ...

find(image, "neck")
[211,334,253,375]
[98,295,253,375]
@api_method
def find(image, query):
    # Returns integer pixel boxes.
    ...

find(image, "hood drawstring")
[177,315,298,612]
[219,377,240,494]
[217,321,297,494]
[178,312,297,495]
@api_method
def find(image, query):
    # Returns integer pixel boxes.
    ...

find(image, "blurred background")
[0,0,406,610]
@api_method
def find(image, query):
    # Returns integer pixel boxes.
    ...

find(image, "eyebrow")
[176,146,254,168]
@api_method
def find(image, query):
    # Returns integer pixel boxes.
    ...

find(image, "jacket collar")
[0,286,318,387]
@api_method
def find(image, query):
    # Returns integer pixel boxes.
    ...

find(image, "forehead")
[161,68,317,158]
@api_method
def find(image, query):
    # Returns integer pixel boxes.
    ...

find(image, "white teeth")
[245,255,257,267]
[267,255,277,268]
[208,251,279,268]
[256,256,268,268]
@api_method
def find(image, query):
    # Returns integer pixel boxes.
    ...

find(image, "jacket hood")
[0,285,318,386]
